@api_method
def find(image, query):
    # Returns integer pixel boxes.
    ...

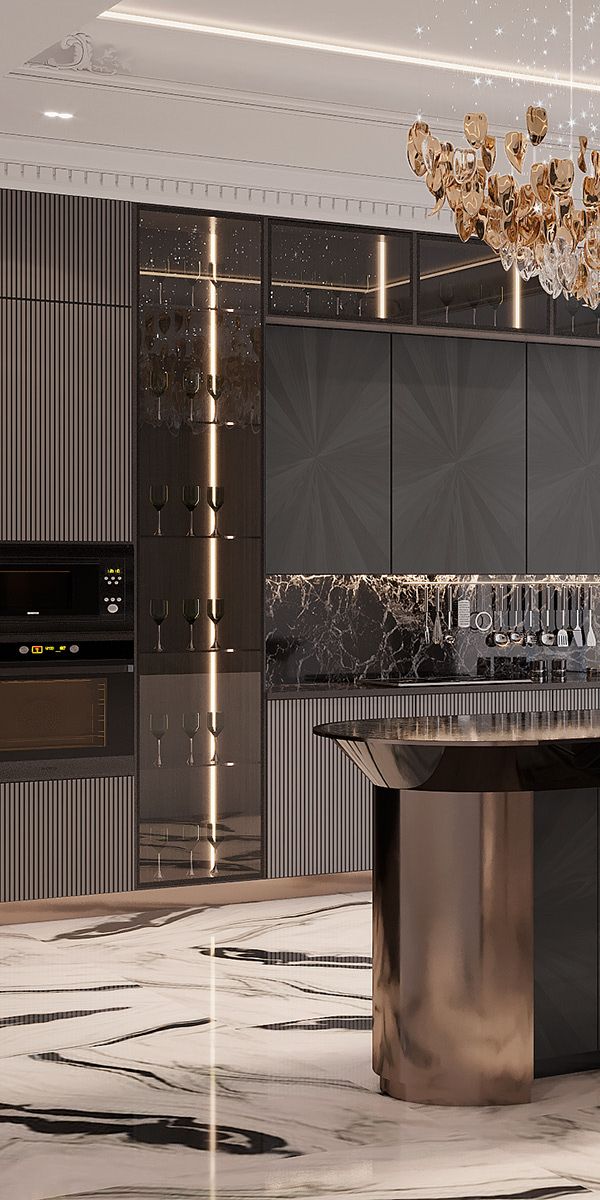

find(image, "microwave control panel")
[101,563,125,616]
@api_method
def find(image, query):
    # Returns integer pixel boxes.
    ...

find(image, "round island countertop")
[314,712,600,791]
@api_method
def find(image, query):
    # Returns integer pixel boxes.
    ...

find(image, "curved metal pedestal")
[373,786,533,1106]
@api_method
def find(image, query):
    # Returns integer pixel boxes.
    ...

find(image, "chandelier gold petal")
[407,120,430,176]
[464,112,488,148]
[526,105,548,146]
[505,131,527,173]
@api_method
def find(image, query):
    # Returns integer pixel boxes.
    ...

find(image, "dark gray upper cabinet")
[266,326,390,574]
[534,789,599,1067]
[528,344,600,574]
[392,334,526,574]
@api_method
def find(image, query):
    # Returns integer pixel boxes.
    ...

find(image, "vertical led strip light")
[208,218,218,876]
[377,236,387,320]
[512,263,522,329]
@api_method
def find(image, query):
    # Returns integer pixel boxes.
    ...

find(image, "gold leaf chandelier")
[407,106,600,308]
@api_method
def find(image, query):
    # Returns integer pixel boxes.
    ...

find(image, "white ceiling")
[1,1,600,222]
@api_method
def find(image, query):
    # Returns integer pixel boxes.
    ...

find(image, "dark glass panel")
[418,234,549,334]
[270,220,412,324]
[554,294,600,339]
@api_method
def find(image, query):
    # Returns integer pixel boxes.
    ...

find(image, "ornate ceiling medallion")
[407,107,600,309]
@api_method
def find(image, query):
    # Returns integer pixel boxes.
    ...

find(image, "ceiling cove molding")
[10,65,538,140]
[0,136,455,233]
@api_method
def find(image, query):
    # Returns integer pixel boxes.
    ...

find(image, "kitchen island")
[315,712,600,1107]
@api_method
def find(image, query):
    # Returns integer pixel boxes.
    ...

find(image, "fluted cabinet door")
[0,300,131,542]
[528,344,600,573]
[266,326,390,573]
[392,335,526,573]
[534,789,599,1068]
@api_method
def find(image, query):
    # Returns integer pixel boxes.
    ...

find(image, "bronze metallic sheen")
[314,714,600,1107]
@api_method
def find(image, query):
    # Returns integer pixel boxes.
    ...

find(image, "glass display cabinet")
[554,291,600,339]
[269,220,412,324]
[418,234,550,334]
[137,207,263,885]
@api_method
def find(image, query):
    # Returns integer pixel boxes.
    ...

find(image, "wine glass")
[149,484,168,536]
[183,598,201,651]
[467,283,483,327]
[153,825,168,881]
[207,486,224,538]
[485,285,504,328]
[206,819,218,878]
[182,484,200,537]
[150,713,168,768]
[187,823,201,878]
[149,357,169,425]
[207,597,224,651]
[150,599,168,652]
[183,365,202,427]
[439,281,454,324]
[207,710,224,764]
[565,295,579,335]
[182,711,200,766]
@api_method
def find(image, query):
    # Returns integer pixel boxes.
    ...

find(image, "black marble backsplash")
[265,576,600,688]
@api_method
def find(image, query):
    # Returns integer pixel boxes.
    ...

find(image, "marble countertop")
[314,711,600,747]
[268,674,600,700]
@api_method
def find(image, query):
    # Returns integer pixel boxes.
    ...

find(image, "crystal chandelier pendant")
[406,105,600,310]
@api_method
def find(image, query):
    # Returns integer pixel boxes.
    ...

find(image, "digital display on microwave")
[0,566,97,617]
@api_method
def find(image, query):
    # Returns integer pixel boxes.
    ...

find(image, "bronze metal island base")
[314,713,600,1106]
[373,786,533,1106]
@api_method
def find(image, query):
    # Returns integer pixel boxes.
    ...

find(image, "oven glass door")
[0,565,98,619]
[0,678,107,752]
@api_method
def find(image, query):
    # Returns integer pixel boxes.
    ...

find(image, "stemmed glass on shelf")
[182,711,200,765]
[183,598,201,651]
[182,485,200,537]
[149,484,168,536]
[150,599,168,652]
[150,713,168,768]
[207,487,224,538]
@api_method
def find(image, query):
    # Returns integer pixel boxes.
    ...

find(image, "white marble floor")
[2,892,600,1199]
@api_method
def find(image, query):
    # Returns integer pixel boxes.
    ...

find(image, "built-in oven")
[0,544,132,631]
[0,640,134,763]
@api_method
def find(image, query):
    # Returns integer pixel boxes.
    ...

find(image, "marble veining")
[2,895,600,1197]
[266,576,600,688]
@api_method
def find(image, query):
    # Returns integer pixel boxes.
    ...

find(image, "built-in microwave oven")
[0,544,132,631]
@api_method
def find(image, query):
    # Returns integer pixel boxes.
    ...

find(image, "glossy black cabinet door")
[528,344,600,573]
[392,335,526,573]
[266,326,390,574]
[534,789,599,1069]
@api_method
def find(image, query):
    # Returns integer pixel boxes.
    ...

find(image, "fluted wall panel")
[267,686,600,877]
[0,190,131,305]
[0,777,135,902]
[0,300,131,541]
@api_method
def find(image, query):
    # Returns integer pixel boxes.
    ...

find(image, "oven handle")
[0,662,133,679]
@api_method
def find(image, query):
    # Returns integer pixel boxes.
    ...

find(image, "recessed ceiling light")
[43,110,74,120]
[99,8,600,98]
